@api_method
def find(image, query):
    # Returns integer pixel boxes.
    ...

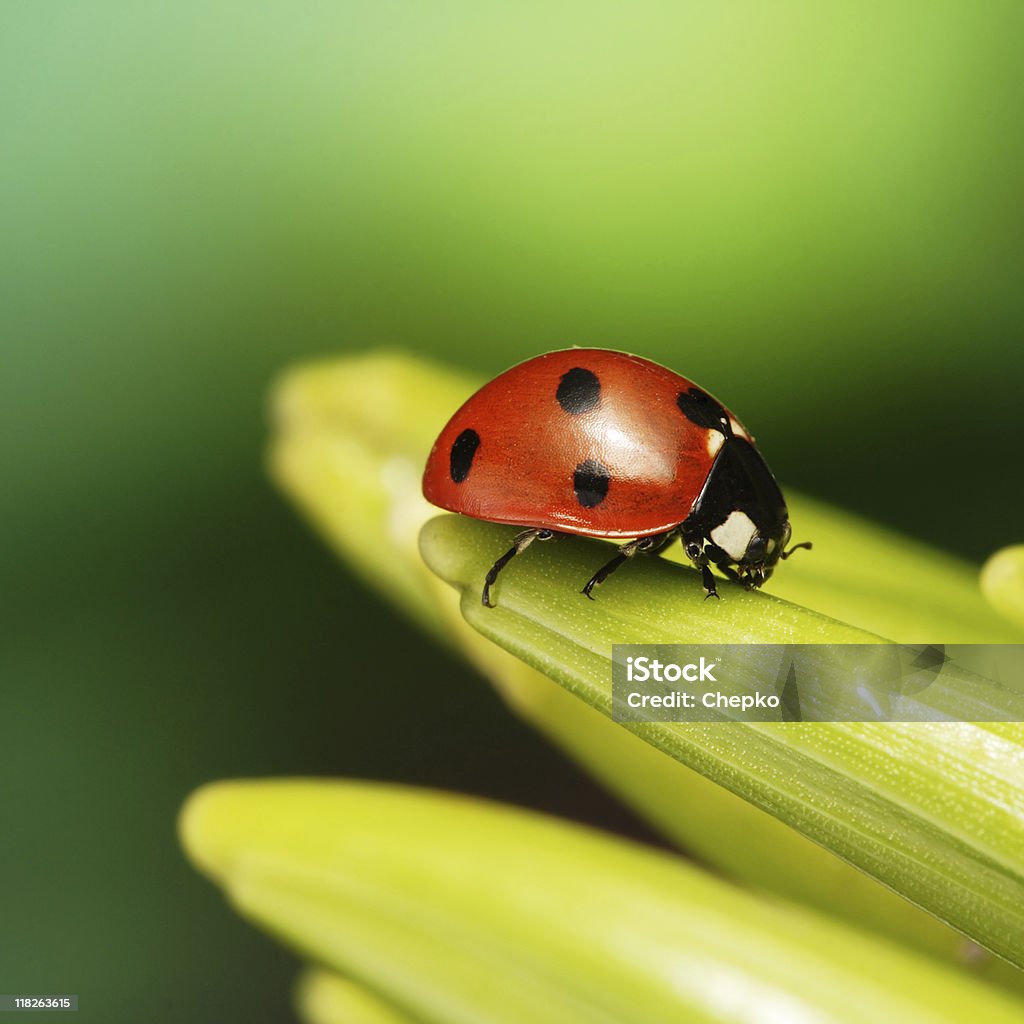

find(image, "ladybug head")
[686,436,810,592]
[729,518,812,589]
[733,519,790,588]
[707,513,789,588]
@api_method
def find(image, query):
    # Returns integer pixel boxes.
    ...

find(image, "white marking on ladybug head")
[706,431,725,458]
[710,510,757,562]
[730,419,750,440]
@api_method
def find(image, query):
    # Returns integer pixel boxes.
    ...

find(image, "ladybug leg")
[705,542,748,591]
[718,564,747,587]
[580,546,635,600]
[482,528,553,608]
[700,564,720,600]
[683,537,720,600]
[581,531,675,600]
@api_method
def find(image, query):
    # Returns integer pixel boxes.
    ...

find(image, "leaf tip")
[177,779,255,881]
[980,544,1024,630]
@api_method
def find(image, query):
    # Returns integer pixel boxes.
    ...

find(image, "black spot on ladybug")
[676,388,732,436]
[573,459,611,508]
[556,367,601,415]
[450,429,480,483]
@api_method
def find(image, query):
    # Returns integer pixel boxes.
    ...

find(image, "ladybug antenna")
[780,541,812,561]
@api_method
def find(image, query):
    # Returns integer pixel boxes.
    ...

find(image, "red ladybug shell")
[422,349,754,539]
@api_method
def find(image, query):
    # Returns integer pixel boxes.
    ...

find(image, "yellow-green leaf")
[181,779,1024,1024]
[295,969,417,1024]
[420,513,1024,967]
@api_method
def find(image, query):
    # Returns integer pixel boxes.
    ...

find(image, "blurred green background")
[2,3,1023,1020]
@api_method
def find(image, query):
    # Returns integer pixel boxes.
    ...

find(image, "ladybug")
[422,349,810,607]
